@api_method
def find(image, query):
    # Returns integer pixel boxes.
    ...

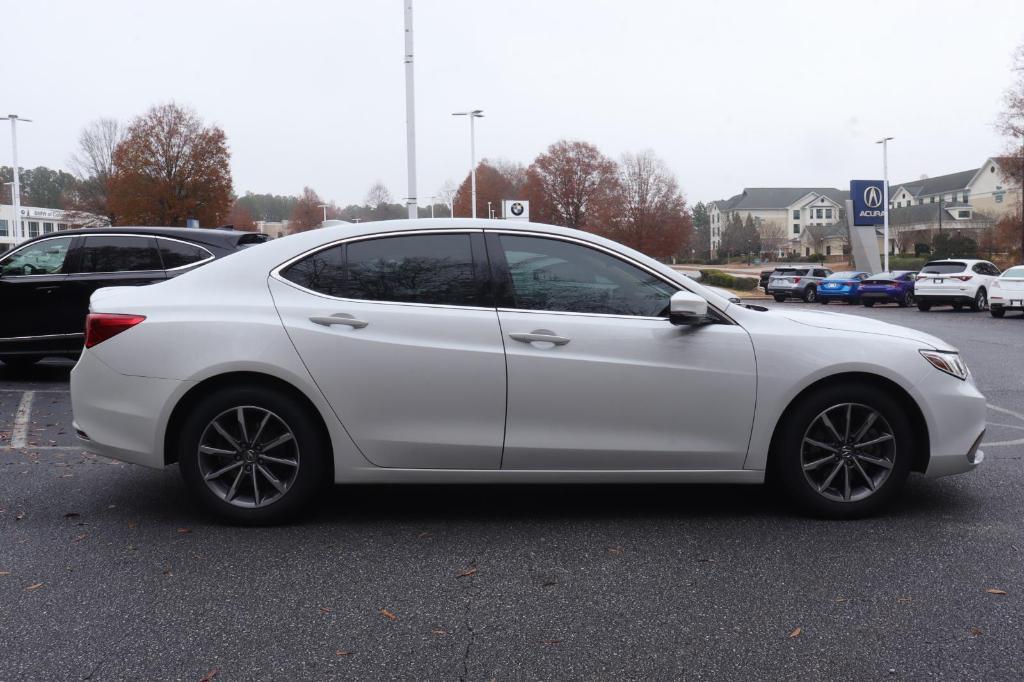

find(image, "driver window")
[0,238,72,276]
[497,234,675,317]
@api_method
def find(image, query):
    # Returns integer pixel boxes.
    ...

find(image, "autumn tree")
[64,118,124,225]
[594,150,691,259]
[225,201,257,231]
[998,42,1024,255]
[108,103,232,227]
[289,187,325,233]
[453,159,525,218]
[524,140,621,230]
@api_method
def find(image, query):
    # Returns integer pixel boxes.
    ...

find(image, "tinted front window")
[921,261,966,275]
[282,234,480,306]
[77,236,162,273]
[498,235,674,317]
[158,239,212,269]
[0,238,72,275]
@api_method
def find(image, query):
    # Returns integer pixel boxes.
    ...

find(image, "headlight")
[920,349,969,381]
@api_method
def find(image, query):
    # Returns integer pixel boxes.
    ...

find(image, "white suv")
[914,259,1001,312]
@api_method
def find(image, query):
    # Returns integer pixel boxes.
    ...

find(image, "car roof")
[18,226,265,249]
[923,258,988,264]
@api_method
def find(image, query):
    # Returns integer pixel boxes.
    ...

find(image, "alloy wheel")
[975,290,988,311]
[800,403,896,503]
[197,406,300,508]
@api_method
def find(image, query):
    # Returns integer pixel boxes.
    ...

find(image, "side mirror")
[669,290,708,326]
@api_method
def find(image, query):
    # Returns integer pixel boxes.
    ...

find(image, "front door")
[489,232,758,471]
[0,236,75,340]
[269,231,506,470]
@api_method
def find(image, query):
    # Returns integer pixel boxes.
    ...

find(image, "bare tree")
[64,118,124,225]
[998,42,1024,255]
[365,181,393,209]
[603,150,691,258]
[436,180,457,217]
[758,221,788,258]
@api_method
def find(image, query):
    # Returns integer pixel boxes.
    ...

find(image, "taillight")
[793,277,802,283]
[85,313,146,348]
[953,275,973,282]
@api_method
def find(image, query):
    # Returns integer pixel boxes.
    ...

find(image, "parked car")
[0,227,267,367]
[817,271,871,304]
[990,265,1024,318]
[71,219,985,523]
[914,259,1001,312]
[857,271,918,307]
[766,266,833,303]
[759,269,774,292]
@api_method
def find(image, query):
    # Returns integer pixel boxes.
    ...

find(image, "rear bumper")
[818,289,856,299]
[916,294,975,305]
[70,349,189,469]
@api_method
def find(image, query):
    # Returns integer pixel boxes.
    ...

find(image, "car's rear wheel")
[953,303,964,311]
[970,288,988,312]
[771,383,913,518]
[0,355,43,370]
[917,301,931,311]
[773,294,787,302]
[898,292,914,308]
[802,287,817,303]
[178,385,330,524]
[991,306,1006,318]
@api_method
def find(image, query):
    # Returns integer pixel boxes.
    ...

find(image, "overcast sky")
[7,0,1024,207]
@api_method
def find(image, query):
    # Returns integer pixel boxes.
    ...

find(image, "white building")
[0,205,106,251]
[254,220,290,239]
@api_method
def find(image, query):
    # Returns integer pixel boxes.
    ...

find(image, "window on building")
[957,210,970,218]
[996,193,1004,203]
[815,209,823,219]
[826,246,832,256]
[962,191,970,204]
[792,210,800,219]
[918,199,923,205]
[43,222,54,233]
[825,208,833,219]
[793,224,800,234]
[0,220,7,237]
[28,221,40,238]
[58,223,69,231]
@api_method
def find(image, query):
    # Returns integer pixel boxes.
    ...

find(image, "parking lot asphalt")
[1,303,1023,680]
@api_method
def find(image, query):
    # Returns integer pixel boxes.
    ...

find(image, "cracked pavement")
[1,303,1024,679]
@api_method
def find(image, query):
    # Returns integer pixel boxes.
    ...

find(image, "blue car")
[817,271,871,304]
[857,271,918,307]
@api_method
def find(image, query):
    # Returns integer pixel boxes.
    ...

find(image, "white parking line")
[984,404,1024,447]
[11,391,35,449]
[0,388,69,394]
[0,445,85,452]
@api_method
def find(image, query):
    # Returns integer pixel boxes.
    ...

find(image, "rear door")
[64,235,167,334]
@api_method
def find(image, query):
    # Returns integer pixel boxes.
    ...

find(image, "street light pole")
[7,115,32,243]
[403,0,418,219]
[317,204,328,223]
[876,136,893,272]
[452,110,483,218]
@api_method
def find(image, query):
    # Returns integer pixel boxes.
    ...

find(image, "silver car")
[767,266,833,303]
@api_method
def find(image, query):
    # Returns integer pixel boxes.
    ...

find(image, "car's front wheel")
[773,294,787,302]
[178,385,330,524]
[970,288,988,312]
[771,383,913,518]
[802,287,817,303]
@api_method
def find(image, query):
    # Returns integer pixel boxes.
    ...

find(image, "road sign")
[850,180,885,226]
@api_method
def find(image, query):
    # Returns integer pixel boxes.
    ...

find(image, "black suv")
[0,227,267,367]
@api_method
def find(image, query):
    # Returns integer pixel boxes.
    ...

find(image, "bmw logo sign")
[510,202,524,216]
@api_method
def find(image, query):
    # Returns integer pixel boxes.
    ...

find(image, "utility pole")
[876,136,893,272]
[403,0,418,219]
[7,115,32,243]
[318,204,328,223]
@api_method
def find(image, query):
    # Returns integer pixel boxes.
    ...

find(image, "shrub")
[699,269,758,291]
[887,256,927,271]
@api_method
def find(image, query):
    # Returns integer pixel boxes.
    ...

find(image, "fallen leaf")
[897,596,912,603]
[163,569,174,577]
[457,566,478,578]
[418,531,433,539]
[788,627,802,638]
[380,608,399,621]
[335,650,354,657]
[73,534,87,543]
[0,571,10,576]
[607,547,623,556]
[432,628,448,636]
[969,626,984,636]
[199,669,219,682]
[15,511,25,521]
[319,607,332,614]
[25,582,44,591]
[176,528,192,535]
[986,588,1008,595]
[542,639,562,645]
[128,521,138,529]
[834,597,850,603]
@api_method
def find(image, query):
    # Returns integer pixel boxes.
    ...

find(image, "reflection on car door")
[64,235,167,335]
[488,232,758,471]
[0,236,75,339]
[270,231,507,470]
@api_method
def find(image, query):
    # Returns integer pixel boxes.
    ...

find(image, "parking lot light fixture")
[876,136,893,272]
[452,109,483,218]
[7,115,33,243]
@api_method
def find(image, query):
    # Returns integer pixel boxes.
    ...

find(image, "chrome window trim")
[0,235,76,278]
[0,332,84,342]
[270,229,493,312]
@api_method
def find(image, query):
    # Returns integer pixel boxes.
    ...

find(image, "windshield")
[827,271,858,279]
[1002,266,1024,279]
[921,262,967,274]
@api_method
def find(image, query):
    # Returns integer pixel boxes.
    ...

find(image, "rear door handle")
[509,330,570,346]
[35,285,60,292]
[309,313,368,329]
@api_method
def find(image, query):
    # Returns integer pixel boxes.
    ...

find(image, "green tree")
[0,165,76,208]
[691,201,710,260]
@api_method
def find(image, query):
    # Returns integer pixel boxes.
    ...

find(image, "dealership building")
[0,204,108,251]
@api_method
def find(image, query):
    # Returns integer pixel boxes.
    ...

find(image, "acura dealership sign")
[850,180,886,226]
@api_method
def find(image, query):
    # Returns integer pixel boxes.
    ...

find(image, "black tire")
[991,306,1006,318]
[917,301,931,312]
[802,287,817,303]
[970,288,988,312]
[900,292,914,308]
[770,382,914,519]
[773,294,787,303]
[0,355,44,370]
[178,385,331,524]
[862,300,875,307]
[953,303,964,312]
[818,298,829,305]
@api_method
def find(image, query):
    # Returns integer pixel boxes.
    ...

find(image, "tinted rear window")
[773,268,808,276]
[158,239,211,269]
[921,261,967,274]
[827,271,858,279]
[1002,266,1024,278]
[76,236,162,273]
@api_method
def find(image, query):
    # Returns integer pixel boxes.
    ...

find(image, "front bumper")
[915,368,987,478]
[70,349,189,469]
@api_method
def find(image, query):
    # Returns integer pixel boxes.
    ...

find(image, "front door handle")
[509,330,570,346]
[309,313,369,329]
[35,285,60,292]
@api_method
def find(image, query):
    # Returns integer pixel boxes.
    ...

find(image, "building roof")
[891,168,978,198]
[712,188,848,211]
[888,202,995,228]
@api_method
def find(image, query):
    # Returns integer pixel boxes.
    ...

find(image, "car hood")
[775,309,953,350]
